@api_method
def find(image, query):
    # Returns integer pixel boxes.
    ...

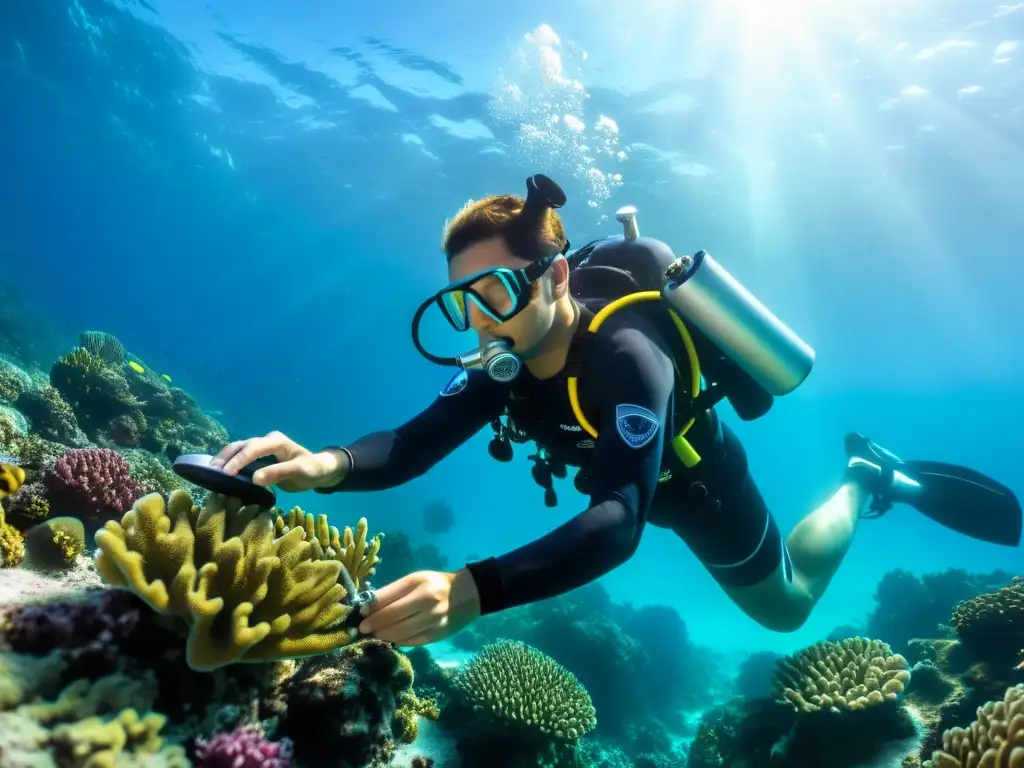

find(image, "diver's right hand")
[210,431,348,492]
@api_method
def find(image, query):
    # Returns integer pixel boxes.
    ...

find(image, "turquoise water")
[2,0,1022,661]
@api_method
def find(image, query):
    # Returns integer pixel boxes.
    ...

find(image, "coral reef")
[94,490,382,671]
[950,576,1024,665]
[23,516,86,570]
[450,580,724,760]
[453,639,596,741]
[922,683,1023,767]
[193,724,292,767]
[45,447,143,520]
[865,569,1013,654]
[772,637,911,713]
[280,638,430,767]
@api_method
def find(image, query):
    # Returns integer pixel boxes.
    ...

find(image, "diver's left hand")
[358,569,481,647]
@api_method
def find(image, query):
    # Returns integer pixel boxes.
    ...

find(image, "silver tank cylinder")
[662,250,815,396]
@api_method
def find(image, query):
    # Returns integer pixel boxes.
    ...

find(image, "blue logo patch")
[440,370,469,397]
[615,404,659,449]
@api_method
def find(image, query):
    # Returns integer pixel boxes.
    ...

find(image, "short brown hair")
[442,194,567,261]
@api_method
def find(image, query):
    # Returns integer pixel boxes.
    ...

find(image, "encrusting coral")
[452,639,597,742]
[923,683,1023,767]
[772,637,911,713]
[93,489,382,671]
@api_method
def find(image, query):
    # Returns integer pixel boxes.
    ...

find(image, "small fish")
[128,361,144,374]
[161,374,172,382]
[0,462,25,497]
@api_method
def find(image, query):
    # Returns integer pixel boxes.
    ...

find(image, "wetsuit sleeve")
[316,370,507,493]
[466,314,675,614]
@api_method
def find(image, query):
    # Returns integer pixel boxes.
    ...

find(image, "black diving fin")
[845,433,1023,547]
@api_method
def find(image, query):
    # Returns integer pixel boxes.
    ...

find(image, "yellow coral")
[0,507,25,568]
[94,490,383,671]
[274,506,381,588]
[1,670,187,768]
[923,683,1023,767]
[24,516,86,570]
[453,639,597,741]
[772,637,911,713]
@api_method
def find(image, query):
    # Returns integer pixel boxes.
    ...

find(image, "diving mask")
[410,173,570,383]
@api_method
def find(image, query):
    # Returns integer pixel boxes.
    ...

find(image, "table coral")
[94,489,383,671]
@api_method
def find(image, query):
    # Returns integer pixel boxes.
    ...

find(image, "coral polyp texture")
[93,489,383,671]
[44,447,142,520]
[452,639,597,742]
[923,683,1024,767]
[951,576,1024,660]
[772,637,911,713]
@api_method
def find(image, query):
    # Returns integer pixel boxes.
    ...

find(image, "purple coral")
[193,725,293,768]
[44,447,142,519]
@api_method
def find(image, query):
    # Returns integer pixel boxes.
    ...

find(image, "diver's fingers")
[360,585,424,633]
[391,632,435,648]
[210,440,247,468]
[366,574,421,614]
[222,431,293,476]
[372,610,441,646]
[251,457,307,487]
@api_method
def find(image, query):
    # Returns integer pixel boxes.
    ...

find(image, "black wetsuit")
[318,306,792,615]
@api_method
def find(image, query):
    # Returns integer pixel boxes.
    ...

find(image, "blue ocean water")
[1,0,1022,663]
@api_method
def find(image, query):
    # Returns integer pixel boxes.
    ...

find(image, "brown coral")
[94,490,382,671]
[951,577,1024,662]
[923,683,1024,767]
[772,637,911,714]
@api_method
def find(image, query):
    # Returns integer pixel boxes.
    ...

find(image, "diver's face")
[447,236,567,355]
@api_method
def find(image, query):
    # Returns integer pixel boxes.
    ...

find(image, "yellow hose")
[567,291,703,467]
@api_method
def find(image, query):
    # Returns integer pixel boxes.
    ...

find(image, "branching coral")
[45,448,142,520]
[273,506,381,588]
[193,723,293,768]
[94,490,383,671]
[923,683,1023,767]
[453,639,597,741]
[772,637,911,714]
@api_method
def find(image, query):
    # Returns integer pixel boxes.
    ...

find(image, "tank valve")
[666,253,694,281]
[615,206,640,241]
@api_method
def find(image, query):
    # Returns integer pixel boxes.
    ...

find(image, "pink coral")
[44,448,142,520]
[193,725,293,768]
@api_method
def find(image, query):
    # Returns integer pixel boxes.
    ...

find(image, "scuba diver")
[210,174,1022,648]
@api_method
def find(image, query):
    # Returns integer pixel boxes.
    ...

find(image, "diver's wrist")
[315,448,350,488]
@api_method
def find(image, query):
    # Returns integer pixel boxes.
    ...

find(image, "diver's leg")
[783,480,869,602]
[668,422,867,633]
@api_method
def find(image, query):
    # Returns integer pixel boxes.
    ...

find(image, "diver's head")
[441,183,571,359]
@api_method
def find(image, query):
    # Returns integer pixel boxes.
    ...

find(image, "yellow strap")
[567,291,703,468]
